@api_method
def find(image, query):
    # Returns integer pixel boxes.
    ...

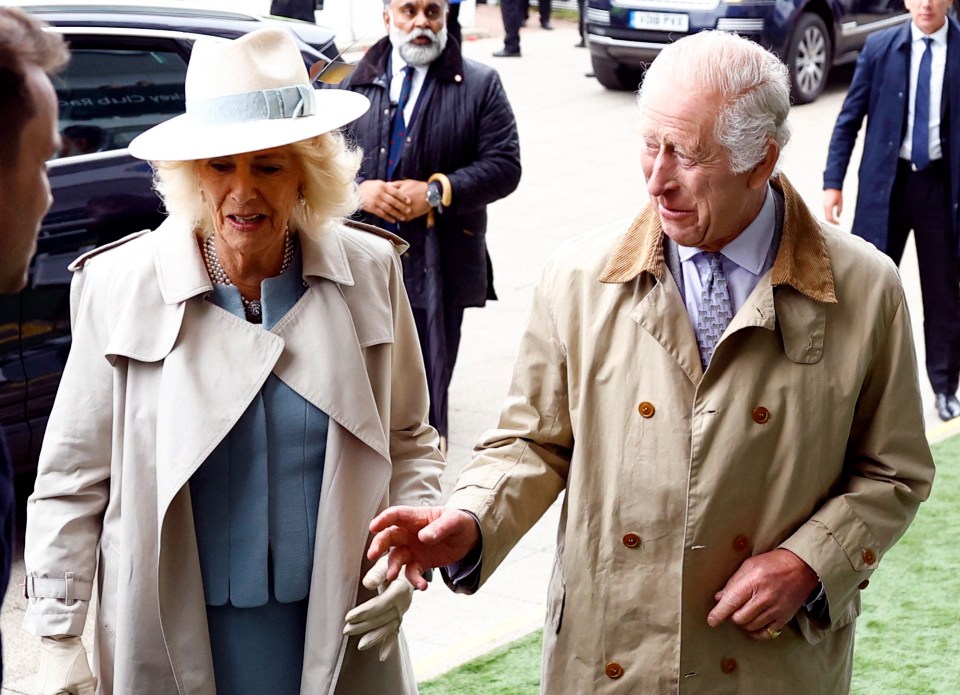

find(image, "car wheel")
[591,55,643,91]
[787,13,832,104]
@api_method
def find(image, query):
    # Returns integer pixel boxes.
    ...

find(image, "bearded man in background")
[331,0,520,452]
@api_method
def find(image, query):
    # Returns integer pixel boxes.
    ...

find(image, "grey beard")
[391,24,448,66]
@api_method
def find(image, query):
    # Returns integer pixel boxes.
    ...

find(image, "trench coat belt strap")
[24,572,93,604]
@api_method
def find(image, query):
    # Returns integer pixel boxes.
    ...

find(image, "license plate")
[629,10,689,32]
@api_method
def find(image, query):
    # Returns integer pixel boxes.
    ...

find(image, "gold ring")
[766,627,782,639]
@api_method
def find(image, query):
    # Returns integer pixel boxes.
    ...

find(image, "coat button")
[733,535,749,552]
[862,548,876,565]
[721,658,737,674]
[752,406,770,424]
[638,401,655,418]
[622,533,641,548]
[605,662,624,679]
[859,580,870,590]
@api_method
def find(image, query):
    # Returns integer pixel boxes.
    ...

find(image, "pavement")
[3,4,958,692]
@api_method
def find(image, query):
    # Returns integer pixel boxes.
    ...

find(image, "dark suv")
[585,0,909,103]
[0,3,339,500]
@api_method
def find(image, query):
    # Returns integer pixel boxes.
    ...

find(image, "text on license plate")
[629,10,689,32]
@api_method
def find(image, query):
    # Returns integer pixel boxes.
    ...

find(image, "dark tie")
[696,252,734,369]
[387,65,415,181]
[912,37,933,171]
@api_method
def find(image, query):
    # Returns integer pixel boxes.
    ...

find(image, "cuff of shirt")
[439,511,483,594]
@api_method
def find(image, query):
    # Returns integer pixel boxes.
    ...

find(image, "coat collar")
[599,174,837,305]
[349,35,466,87]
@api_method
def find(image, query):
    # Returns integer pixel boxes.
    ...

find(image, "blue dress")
[190,248,329,694]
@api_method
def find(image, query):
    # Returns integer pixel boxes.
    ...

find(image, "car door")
[3,31,190,481]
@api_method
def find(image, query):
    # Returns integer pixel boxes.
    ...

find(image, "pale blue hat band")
[188,84,316,125]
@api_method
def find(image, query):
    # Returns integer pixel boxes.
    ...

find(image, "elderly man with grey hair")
[365,30,935,692]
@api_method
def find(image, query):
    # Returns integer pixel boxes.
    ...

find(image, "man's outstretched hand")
[368,506,480,590]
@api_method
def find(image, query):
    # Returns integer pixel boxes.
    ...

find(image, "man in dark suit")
[823,0,960,421]
[0,7,69,684]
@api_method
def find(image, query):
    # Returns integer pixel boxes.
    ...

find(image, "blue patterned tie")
[912,37,933,171]
[387,66,415,181]
[696,252,734,369]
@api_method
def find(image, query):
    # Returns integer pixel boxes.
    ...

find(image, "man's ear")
[748,141,779,190]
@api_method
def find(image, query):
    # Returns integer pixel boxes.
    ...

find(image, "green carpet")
[420,438,960,693]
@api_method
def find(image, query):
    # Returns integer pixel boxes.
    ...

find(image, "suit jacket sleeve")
[823,38,879,190]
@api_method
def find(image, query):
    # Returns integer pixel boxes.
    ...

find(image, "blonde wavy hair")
[151,130,362,240]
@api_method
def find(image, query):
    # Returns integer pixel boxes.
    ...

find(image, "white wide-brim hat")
[128,28,369,161]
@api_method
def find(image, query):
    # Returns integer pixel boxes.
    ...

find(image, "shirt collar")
[911,20,948,46]
[677,185,775,275]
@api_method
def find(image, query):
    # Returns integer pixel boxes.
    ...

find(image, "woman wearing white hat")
[22,28,442,694]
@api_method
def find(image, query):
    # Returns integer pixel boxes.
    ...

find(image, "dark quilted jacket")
[331,36,521,307]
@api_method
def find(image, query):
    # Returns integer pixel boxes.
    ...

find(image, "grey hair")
[151,130,362,239]
[637,31,792,174]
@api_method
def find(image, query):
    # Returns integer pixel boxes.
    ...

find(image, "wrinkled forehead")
[389,0,447,13]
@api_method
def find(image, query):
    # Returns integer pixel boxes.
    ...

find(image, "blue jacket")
[823,18,960,254]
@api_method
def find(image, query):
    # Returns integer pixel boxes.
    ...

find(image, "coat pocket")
[97,540,121,640]
[546,550,566,634]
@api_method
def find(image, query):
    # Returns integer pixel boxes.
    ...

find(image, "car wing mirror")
[310,58,354,85]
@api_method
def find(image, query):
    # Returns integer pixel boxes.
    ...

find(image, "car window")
[54,45,188,158]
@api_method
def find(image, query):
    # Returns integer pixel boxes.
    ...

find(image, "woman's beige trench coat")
[446,177,935,693]
[22,216,443,694]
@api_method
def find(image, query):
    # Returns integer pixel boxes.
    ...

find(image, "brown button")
[862,548,876,565]
[622,533,641,548]
[605,662,624,679]
[721,658,737,674]
[638,401,655,418]
[733,535,749,552]
[752,406,770,424]
[859,579,870,590]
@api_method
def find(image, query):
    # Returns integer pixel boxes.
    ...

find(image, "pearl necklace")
[200,231,295,323]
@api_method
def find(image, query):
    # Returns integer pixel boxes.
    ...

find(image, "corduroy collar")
[599,174,837,304]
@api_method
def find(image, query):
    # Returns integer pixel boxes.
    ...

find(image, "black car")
[0,2,340,500]
[585,0,909,103]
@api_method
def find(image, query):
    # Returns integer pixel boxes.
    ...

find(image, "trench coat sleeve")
[443,73,521,216]
[444,262,570,586]
[23,265,113,636]
[779,289,934,627]
[823,41,876,190]
[383,248,445,506]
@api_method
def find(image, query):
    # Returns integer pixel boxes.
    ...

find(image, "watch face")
[427,182,442,207]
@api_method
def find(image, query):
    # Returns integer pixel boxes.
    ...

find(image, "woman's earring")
[298,188,306,207]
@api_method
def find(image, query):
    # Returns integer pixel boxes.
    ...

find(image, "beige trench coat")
[23,216,444,694]
[446,177,935,693]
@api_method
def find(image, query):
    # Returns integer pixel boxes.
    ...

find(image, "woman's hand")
[343,555,414,662]
[36,635,97,695]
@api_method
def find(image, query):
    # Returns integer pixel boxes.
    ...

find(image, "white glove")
[343,555,414,662]
[36,635,97,695]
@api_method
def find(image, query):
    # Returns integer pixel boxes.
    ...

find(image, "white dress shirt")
[389,46,429,125]
[899,20,948,163]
